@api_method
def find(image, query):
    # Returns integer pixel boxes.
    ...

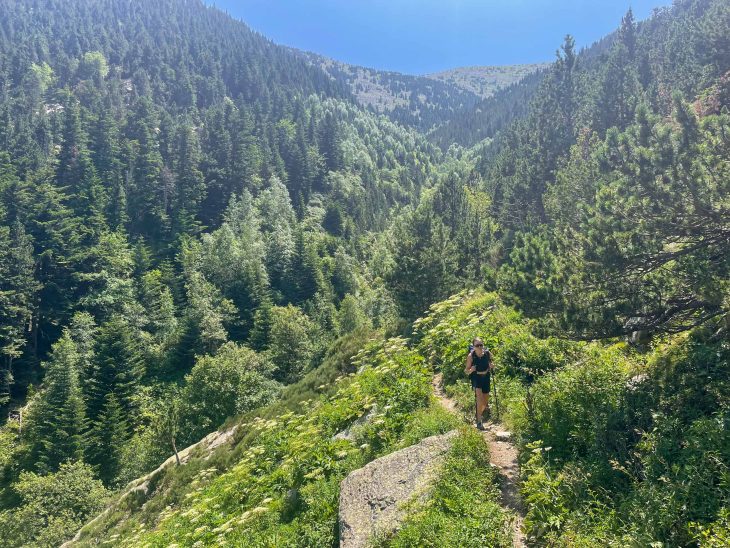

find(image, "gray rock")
[339,430,457,548]
[333,406,378,441]
[494,431,512,442]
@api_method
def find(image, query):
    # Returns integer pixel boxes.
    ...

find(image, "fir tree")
[29,332,87,473]
[87,392,128,484]
[87,317,143,423]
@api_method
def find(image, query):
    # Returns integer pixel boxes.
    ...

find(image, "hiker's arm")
[464,353,475,375]
[488,351,495,371]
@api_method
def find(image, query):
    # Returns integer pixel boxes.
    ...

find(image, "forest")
[0,0,727,546]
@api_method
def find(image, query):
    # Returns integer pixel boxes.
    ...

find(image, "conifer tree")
[126,97,167,240]
[287,229,322,305]
[87,392,128,484]
[87,317,143,424]
[319,111,344,172]
[56,98,108,236]
[68,312,97,406]
[139,269,178,360]
[595,10,640,133]
[29,331,86,473]
[0,222,39,404]
[173,125,205,235]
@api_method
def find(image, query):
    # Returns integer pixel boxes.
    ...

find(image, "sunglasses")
[474,343,484,347]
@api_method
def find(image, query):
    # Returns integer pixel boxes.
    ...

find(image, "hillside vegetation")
[0,0,727,545]
[297,51,545,147]
[67,326,510,547]
[418,291,729,546]
[62,290,729,546]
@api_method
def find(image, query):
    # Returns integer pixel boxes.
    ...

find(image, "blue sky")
[209,0,673,74]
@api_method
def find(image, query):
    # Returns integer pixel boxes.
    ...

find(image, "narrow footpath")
[432,373,526,548]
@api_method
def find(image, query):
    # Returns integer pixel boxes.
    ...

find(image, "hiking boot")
[476,421,485,431]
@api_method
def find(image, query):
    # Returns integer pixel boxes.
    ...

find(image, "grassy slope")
[426,64,549,99]
[71,328,510,547]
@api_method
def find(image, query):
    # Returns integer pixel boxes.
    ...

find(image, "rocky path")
[432,373,526,548]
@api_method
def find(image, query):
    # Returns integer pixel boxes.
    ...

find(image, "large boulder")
[339,430,457,547]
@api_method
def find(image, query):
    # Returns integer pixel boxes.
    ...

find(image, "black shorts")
[470,373,491,393]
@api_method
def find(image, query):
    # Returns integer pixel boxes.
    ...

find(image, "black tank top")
[472,351,491,373]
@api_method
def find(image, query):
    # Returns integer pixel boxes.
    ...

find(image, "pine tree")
[0,222,40,405]
[595,10,640,133]
[286,229,321,305]
[139,269,178,359]
[126,97,168,241]
[56,97,108,236]
[173,125,205,235]
[68,312,97,405]
[319,110,344,172]
[387,206,460,320]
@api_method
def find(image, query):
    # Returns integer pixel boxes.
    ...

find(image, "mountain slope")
[0,2,448,544]
[426,63,549,99]
[295,51,546,147]
[295,51,482,133]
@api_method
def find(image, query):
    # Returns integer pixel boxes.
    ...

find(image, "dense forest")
[0,0,727,546]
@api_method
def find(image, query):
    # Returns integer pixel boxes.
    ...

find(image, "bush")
[497,325,580,382]
[529,345,633,462]
[180,342,280,444]
[0,461,108,548]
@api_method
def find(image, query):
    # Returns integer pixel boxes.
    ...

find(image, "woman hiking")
[464,337,494,430]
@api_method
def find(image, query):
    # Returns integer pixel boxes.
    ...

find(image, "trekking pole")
[492,368,500,421]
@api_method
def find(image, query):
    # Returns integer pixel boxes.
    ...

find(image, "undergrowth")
[418,290,730,547]
[74,336,460,546]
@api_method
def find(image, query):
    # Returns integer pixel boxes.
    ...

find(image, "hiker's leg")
[479,389,488,420]
[476,388,486,417]
[473,387,479,424]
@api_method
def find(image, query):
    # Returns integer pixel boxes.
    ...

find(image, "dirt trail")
[432,373,526,548]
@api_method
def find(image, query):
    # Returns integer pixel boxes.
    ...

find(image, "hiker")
[464,337,493,430]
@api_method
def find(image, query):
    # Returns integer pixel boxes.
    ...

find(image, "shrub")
[529,345,633,462]
[0,461,108,548]
[180,342,280,444]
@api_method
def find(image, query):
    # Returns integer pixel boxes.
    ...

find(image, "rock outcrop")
[338,430,457,548]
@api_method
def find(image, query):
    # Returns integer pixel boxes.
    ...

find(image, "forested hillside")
[0,0,451,543]
[414,0,729,339]
[297,51,545,147]
[0,0,728,546]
